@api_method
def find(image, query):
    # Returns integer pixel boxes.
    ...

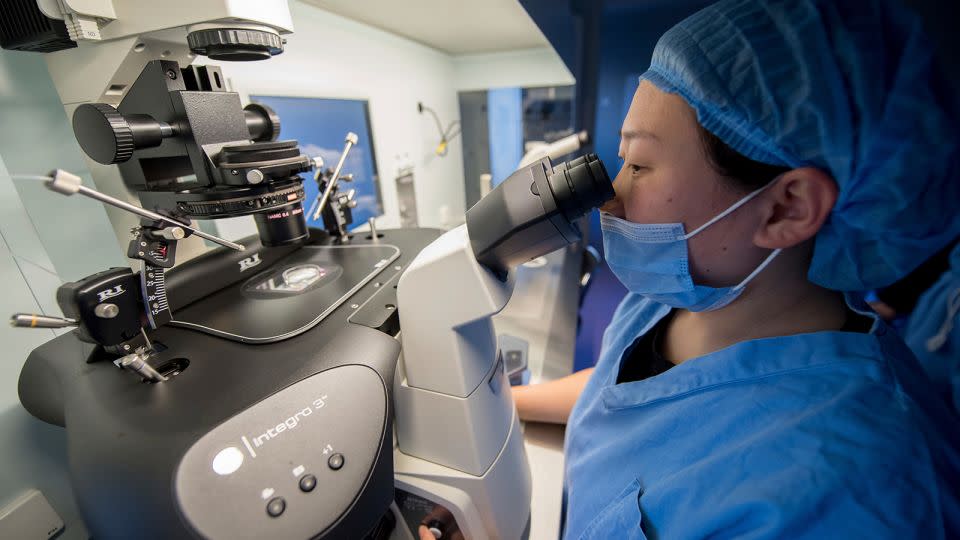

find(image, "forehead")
[621,80,699,147]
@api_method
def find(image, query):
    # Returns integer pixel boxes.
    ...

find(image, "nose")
[599,169,626,217]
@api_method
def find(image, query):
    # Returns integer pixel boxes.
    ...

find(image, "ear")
[753,167,837,249]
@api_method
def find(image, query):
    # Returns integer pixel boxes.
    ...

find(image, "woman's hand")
[417,506,464,540]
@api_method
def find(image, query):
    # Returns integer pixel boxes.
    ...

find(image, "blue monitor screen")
[250,95,383,230]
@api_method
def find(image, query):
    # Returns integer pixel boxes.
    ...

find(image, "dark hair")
[698,125,790,192]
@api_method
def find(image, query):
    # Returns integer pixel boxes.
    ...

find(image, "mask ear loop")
[682,177,782,240]
[731,248,782,292]
[926,287,960,352]
[683,176,784,296]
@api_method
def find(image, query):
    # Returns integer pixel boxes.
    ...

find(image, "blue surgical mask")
[601,184,781,312]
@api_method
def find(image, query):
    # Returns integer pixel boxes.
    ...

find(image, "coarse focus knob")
[73,103,134,164]
[187,28,284,61]
[72,104,173,165]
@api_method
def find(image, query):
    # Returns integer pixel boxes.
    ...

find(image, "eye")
[629,164,647,175]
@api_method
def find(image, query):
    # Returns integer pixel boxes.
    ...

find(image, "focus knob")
[73,103,134,164]
[72,103,173,165]
[244,103,281,141]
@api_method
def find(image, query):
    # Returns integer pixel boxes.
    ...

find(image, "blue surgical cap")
[640,0,960,291]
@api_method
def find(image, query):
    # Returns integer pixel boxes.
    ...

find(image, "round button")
[94,303,119,319]
[266,496,286,517]
[328,453,345,470]
[299,474,317,492]
[211,446,244,476]
[246,169,265,184]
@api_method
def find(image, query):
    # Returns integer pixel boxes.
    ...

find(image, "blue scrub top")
[904,243,960,414]
[564,294,960,539]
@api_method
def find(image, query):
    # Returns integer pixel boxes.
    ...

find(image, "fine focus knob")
[187,28,284,61]
[73,103,134,164]
[244,103,281,141]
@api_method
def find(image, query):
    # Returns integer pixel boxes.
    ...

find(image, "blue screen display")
[250,95,383,230]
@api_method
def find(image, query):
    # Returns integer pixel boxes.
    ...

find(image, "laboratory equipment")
[2,1,614,538]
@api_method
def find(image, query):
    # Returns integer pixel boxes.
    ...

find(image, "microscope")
[3,1,614,538]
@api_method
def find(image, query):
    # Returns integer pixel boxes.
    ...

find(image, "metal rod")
[10,313,78,328]
[74,184,244,251]
[368,217,378,241]
[120,351,167,383]
[26,170,246,252]
[312,132,359,221]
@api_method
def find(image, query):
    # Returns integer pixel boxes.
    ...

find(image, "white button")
[246,169,265,184]
[212,446,244,475]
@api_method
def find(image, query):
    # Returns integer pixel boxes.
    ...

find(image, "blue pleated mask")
[601,184,781,312]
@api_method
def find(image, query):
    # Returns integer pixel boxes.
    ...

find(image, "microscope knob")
[188,28,284,61]
[73,103,135,164]
[73,104,174,165]
[243,103,281,142]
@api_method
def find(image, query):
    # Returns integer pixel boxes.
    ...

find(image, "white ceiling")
[301,0,552,55]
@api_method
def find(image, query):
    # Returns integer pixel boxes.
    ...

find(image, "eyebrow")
[619,129,661,142]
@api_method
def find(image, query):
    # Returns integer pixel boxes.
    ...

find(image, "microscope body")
[5,1,615,538]
[394,225,531,539]
[392,154,613,539]
[8,1,415,538]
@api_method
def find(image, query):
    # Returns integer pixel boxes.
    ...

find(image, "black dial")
[243,103,281,142]
[73,103,135,164]
[187,28,284,61]
[72,103,171,165]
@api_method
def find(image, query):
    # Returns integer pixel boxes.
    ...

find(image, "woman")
[513,0,960,537]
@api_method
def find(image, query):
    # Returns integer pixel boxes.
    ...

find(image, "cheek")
[685,205,767,284]
[618,172,687,224]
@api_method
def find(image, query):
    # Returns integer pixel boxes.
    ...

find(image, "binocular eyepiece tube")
[466,153,614,276]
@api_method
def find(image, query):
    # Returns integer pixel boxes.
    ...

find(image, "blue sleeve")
[904,265,960,412]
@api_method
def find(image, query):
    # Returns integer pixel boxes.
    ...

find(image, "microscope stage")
[171,244,400,342]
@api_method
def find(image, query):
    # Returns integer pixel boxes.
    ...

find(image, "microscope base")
[393,406,532,540]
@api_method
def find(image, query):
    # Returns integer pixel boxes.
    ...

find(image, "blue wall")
[487,87,525,186]
[250,96,383,230]
[591,2,712,252]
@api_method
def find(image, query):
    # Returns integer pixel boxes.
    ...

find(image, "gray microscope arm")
[393,154,612,539]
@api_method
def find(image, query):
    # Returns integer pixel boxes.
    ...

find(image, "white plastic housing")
[394,350,515,476]
[394,223,531,538]
[396,224,514,398]
[394,399,532,540]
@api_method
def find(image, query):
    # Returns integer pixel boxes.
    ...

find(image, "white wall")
[209,0,468,235]
[0,155,87,539]
[0,52,127,282]
[453,47,574,91]
[0,48,124,538]
[209,2,573,240]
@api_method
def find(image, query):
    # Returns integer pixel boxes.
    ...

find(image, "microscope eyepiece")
[466,153,614,276]
[547,154,615,223]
